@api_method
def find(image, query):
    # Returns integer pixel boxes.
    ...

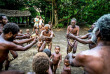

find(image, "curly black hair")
[43,48,51,57]
[97,14,110,41]
[32,52,49,74]
[3,23,20,35]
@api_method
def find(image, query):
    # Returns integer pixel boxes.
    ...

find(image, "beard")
[8,36,15,42]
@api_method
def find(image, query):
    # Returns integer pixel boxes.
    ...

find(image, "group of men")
[0,13,110,74]
[66,14,110,74]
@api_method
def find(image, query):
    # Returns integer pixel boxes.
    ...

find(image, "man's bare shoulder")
[76,48,100,61]
[75,25,80,28]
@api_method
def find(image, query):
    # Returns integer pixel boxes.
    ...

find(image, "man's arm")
[13,38,34,44]
[67,33,93,44]
[63,66,71,71]
[80,33,89,39]
[67,53,85,67]
[58,54,62,67]
[76,26,80,36]
[6,38,37,51]
[39,41,46,52]
[67,26,70,34]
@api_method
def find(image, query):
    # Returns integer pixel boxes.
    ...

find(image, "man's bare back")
[77,45,110,74]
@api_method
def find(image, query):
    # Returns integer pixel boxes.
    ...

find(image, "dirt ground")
[9,27,89,74]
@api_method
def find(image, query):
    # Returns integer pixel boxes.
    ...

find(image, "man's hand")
[65,53,75,66]
[66,33,75,39]
[33,37,38,44]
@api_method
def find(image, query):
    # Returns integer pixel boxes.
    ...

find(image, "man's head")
[48,21,52,25]
[55,46,60,54]
[44,24,50,32]
[0,14,8,25]
[71,18,77,27]
[43,48,51,57]
[32,52,49,74]
[3,23,20,41]
[97,14,110,41]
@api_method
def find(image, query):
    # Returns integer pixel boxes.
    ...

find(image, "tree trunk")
[54,9,58,27]
[52,0,54,24]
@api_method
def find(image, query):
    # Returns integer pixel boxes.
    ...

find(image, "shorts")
[34,23,39,27]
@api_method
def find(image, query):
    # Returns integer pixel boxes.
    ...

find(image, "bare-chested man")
[40,24,53,51]
[0,23,37,70]
[66,14,110,74]
[66,18,79,54]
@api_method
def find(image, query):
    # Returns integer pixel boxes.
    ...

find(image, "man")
[66,14,110,74]
[0,15,34,70]
[0,23,37,70]
[40,24,53,51]
[0,14,8,34]
[66,18,79,54]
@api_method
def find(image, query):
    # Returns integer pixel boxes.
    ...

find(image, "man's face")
[8,33,17,41]
[71,20,76,27]
[2,16,8,25]
[45,26,49,32]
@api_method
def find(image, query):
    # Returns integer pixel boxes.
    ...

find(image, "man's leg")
[72,41,78,54]
[5,51,18,70]
[67,44,72,54]
[53,64,57,74]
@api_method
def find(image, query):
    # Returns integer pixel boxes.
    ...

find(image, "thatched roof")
[0,9,31,17]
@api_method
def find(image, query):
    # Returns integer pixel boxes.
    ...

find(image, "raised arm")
[6,38,37,51]
[80,33,89,39]
[67,33,93,44]
[39,41,46,52]
[58,54,62,67]
[13,38,34,44]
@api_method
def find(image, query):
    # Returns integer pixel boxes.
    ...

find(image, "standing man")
[40,24,54,51]
[66,18,79,54]
[66,14,110,74]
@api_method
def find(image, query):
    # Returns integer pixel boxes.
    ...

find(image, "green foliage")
[57,23,64,28]
[0,0,110,28]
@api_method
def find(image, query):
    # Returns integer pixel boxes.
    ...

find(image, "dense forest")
[0,0,110,28]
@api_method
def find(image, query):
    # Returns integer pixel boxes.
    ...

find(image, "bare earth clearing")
[9,27,89,74]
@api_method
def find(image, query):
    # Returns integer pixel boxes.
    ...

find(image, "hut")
[0,9,31,26]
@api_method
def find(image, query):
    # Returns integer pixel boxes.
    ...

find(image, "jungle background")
[0,0,110,28]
